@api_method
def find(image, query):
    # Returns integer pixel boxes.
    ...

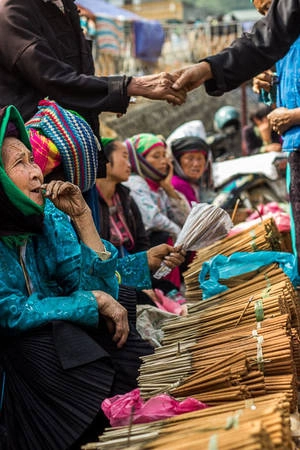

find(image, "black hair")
[102,140,118,165]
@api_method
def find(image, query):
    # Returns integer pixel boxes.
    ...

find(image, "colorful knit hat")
[124,133,167,182]
[26,99,99,192]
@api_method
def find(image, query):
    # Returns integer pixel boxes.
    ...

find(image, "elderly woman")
[0,106,184,450]
[170,136,210,206]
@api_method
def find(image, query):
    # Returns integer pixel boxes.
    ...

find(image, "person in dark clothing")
[171,0,300,96]
[0,0,186,198]
[0,0,185,134]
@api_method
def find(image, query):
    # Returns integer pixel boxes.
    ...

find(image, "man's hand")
[147,244,186,271]
[92,290,129,348]
[171,61,213,93]
[127,72,187,106]
[42,180,89,218]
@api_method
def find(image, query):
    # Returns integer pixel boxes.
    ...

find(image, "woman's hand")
[92,290,129,348]
[252,69,274,94]
[267,107,299,135]
[42,180,89,218]
[147,244,186,271]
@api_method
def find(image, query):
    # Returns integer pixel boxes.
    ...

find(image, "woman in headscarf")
[124,133,190,246]
[0,105,185,450]
[124,133,190,288]
[170,136,210,206]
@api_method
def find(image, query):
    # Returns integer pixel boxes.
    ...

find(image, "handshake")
[127,61,213,106]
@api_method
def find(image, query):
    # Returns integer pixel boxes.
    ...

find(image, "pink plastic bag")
[101,388,208,427]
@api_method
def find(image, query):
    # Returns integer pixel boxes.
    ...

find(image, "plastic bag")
[199,251,299,300]
[101,388,208,427]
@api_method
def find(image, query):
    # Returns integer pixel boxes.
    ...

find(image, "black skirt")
[1,316,153,450]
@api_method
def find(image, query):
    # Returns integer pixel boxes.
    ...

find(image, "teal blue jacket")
[0,200,151,333]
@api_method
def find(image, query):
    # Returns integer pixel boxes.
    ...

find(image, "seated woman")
[96,137,186,307]
[123,133,190,288]
[0,105,184,450]
[169,136,210,206]
[124,133,190,246]
[96,137,150,258]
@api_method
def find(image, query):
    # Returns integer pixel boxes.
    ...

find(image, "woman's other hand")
[147,244,186,271]
[252,69,274,94]
[268,107,300,135]
[92,290,129,348]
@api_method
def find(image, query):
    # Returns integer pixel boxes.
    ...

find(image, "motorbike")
[210,151,288,211]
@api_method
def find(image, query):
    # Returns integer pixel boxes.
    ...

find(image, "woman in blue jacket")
[0,105,183,450]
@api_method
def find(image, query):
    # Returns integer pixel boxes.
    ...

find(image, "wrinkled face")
[253,0,271,15]
[179,151,206,182]
[2,137,44,205]
[144,145,168,175]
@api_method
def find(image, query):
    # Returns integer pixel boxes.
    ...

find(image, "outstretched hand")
[147,244,186,271]
[42,180,89,218]
[128,72,187,106]
[171,61,213,93]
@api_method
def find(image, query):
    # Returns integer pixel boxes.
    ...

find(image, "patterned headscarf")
[0,105,44,248]
[124,133,167,182]
[26,99,99,192]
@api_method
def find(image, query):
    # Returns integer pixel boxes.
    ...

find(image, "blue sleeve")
[116,251,152,290]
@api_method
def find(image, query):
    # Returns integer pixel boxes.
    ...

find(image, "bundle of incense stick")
[138,315,298,410]
[161,266,300,347]
[82,393,292,449]
[183,217,283,302]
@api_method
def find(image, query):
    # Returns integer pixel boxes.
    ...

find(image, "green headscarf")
[0,105,44,248]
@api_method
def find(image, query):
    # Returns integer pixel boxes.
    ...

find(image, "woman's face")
[2,137,44,205]
[179,151,206,182]
[107,141,131,183]
[144,145,168,175]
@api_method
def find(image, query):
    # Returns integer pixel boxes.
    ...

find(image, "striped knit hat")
[124,133,167,182]
[26,99,99,192]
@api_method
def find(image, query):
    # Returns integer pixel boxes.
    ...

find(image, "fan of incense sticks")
[183,217,284,303]
[153,203,233,279]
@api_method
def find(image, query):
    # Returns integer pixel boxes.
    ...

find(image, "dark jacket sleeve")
[0,0,130,115]
[203,0,300,95]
